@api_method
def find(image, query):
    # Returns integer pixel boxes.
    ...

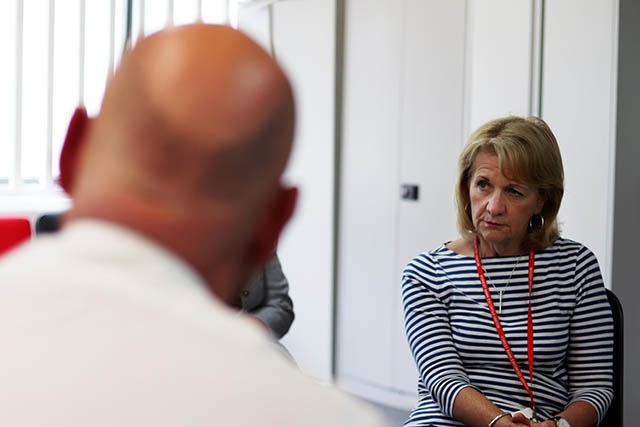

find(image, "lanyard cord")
[473,236,536,410]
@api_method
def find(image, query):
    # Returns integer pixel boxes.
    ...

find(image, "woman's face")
[469,151,544,255]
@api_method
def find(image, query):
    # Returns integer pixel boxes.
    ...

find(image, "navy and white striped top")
[402,238,613,426]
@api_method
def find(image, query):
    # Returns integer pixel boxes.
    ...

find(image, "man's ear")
[248,186,298,266]
[59,106,90,194]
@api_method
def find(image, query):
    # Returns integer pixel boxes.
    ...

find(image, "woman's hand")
[493,414,531,427]
[510,412,556,426]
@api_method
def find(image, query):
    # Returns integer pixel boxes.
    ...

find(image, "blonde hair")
[455,116,564,251]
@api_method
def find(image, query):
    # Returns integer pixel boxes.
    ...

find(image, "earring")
[528,214,545,231]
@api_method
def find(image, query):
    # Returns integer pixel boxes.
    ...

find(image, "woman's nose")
[486,191,506,215]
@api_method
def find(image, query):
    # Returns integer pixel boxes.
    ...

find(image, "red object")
[59,106,89,194]
[474,236,537,412]
[0,217,32,256]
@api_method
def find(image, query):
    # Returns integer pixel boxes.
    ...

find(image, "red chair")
[0,217,32,256]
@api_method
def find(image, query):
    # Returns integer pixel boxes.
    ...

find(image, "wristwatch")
[552,416,571,427]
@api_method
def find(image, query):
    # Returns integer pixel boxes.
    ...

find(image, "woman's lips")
[484,220,504,228]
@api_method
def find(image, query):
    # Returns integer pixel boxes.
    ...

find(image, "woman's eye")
[508,188,524,197]
[476,180,488,189]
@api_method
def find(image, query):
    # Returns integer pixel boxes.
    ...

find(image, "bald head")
[84,24,294,202]
[66,24,297,301]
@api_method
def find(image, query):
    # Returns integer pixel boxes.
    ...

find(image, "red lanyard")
[473,236,536,410]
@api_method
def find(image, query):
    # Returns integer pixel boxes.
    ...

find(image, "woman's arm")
[547,400,597,427]
[402,268,470,417]
[562,247,614,425]
[453,387,530,427]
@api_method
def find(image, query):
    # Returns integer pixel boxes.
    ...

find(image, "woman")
[402,116,613,427]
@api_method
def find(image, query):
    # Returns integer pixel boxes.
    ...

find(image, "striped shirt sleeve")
[566,245,614,422]
[402,251,476,417]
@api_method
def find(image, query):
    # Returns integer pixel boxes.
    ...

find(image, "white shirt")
[0,221,387,427]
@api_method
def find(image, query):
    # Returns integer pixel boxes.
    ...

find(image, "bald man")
[0,24,387,426]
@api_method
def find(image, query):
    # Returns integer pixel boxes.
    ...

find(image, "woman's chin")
[477,230,510,244]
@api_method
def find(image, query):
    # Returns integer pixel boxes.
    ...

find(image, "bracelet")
[488,412,511,427]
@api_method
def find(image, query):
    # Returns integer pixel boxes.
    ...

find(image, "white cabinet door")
[541,0,618,285]
[337,0,468,409]
[336,0,405,397]
[267,0,339,381]
[466,0,536,132]
[391,0,467,398]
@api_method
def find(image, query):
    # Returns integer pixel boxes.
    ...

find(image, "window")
[0,0,234,213]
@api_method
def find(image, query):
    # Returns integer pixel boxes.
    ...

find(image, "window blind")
[0,0,231,196]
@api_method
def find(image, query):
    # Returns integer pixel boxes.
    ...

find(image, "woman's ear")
[59,106,90,194]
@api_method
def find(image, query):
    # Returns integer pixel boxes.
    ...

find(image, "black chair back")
[35,213,63,235]
[599,289,623,427]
